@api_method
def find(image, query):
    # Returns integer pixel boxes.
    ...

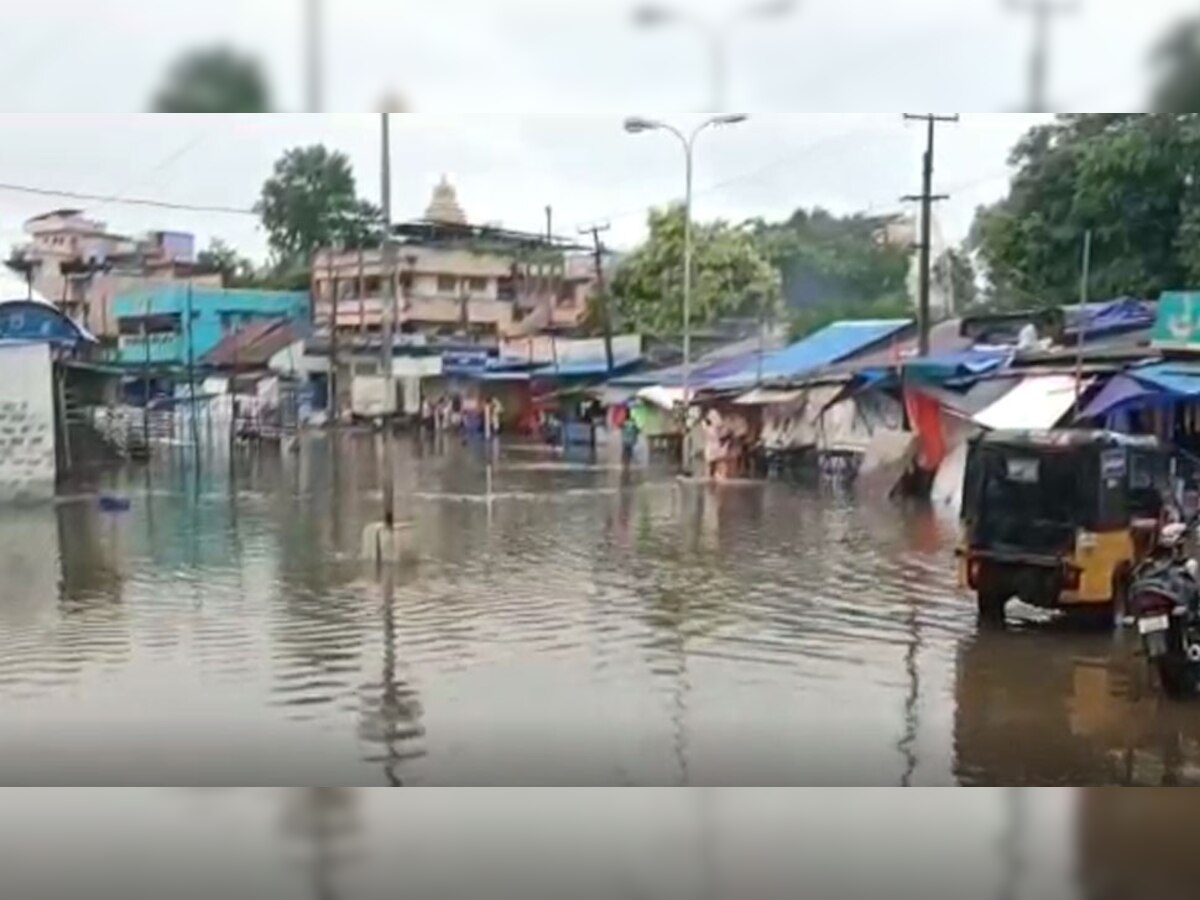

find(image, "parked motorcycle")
[1130,522,1200,698]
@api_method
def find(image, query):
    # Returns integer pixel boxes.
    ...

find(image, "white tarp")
[974,375,1088,431]
[637,385,688,410]
[734,388,805,406]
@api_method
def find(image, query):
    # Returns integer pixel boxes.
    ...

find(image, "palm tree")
[150,46,272,113]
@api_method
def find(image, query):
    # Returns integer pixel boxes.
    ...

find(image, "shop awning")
[733,388,805,406]
[1077,374,1157,420]
[974,375,1089,431]
[1129,362,1200,398]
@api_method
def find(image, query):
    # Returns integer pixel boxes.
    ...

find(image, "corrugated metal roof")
[707,319,913,391]
[202,319,300,368]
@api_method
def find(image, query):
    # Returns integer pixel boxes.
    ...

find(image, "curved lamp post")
[632,0,798,111]
[624,113,748,472]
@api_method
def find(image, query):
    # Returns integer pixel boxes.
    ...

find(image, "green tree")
[197,238,257,287]
[971,114,1200,308]
[150,46,272,113]
[610,205,781,336]
[256,145,368,269]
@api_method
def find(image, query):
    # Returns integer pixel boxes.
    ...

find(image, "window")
[467,276,488,294]
[220,313,234,333]
[437,275,458,294]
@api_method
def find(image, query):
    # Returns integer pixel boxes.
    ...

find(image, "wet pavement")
[2,433,1200,786]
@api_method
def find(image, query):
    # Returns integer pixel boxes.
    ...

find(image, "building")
[7,209,221,340]
[111,284,310,368]
[311,177,596,344]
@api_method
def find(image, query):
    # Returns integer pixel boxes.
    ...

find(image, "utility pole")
[545,205,553,242]
[379,112,396,532]
[1074,229,1092,417]
[902,113,959,358]
[305,0,323,112]
[580,223,615,376]
[326,245,341,427]
[1005,0,1078,112]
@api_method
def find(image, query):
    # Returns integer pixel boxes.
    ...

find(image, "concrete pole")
[380,112,396,531]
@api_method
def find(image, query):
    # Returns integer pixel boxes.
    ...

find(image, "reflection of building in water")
[955,630,1200,786]
[0,507,61,624]
[55,500,125,605]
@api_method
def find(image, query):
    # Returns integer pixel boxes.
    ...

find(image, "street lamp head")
[631,3,677,27]
[624,116,661,134]
[745,0,798,19]
[712,113,749,127]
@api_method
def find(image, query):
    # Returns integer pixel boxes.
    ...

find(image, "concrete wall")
[113,286,311,365]
[0,343,57,502]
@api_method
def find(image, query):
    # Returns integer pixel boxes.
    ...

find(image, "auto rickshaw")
[958,430,1172,624]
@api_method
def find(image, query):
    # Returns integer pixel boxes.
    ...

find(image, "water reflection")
[8,434,1200,784]
[955,627,1200,786]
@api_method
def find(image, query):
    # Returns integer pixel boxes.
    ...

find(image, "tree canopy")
[609,205,782,337]
[1151,19,1200,113]
[747,208,917,336]
[150,46,272,113]
[256,146,383,273]
[196,238,257,287]
[970,114,1200,308]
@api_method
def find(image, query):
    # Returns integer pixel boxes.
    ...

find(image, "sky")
[0,0,1194,263]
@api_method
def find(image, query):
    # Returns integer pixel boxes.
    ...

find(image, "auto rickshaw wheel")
[976,587,1009,627]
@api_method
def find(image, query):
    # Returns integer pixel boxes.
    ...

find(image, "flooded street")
[2,435,1199,787]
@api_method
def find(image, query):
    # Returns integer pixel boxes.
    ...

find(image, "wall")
[0,343,57,502]
[113,286,311,366]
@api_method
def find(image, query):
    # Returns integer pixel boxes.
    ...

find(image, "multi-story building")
[111,284,310,367]
[7,209,221,340]
[311,178,596,344]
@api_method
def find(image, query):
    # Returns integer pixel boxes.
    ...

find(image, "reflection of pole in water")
[996,788,1024,900]
[281,788,359,900]
[358,564,426,785]
[898,599,922,786]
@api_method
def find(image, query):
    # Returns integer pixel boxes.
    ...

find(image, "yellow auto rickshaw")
[958,430,1171,624]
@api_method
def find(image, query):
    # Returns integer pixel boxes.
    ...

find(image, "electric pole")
[1006,0,1078,112]
[902,113,959,358]
[580,223,615,376]
[305,0,323,112]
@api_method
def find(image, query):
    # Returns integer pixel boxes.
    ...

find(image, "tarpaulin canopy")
[1128,362,1200,398]
[974,375,1089,431]
[707,319,912,391]
[1064,297,1156,341]
[901,348,1011,383]
[1077,374,1157,420]
[733,388,805,406]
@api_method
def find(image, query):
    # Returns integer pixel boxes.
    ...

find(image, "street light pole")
[625,114,748,472]
[632,1,797,111]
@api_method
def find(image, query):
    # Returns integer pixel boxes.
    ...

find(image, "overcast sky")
[0,0,1193,263]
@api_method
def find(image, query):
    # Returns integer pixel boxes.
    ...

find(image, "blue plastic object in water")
[98,495,132,513]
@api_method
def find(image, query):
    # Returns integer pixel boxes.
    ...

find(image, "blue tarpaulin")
[531,356,642,379]
[1065,297,1156,341]
[1078,375,1158,419]
[1129,362,1200,397]
[706,319,912,391]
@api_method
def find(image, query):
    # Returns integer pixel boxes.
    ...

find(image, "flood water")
[2,434,1200,787]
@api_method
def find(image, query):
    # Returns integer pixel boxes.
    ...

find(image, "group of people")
[418,395,505,438]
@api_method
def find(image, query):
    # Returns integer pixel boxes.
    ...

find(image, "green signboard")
[1153,291,1200,347]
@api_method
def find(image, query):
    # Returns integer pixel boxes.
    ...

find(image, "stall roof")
[1077,374,1157,420]
[707,319,912,391]
[531,356,642,379]
[1129,361,1200,398]
[974,375,1089,431]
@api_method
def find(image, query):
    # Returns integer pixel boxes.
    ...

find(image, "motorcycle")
[1130,522,1200,698]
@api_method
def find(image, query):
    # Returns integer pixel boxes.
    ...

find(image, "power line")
[0,180,257,216]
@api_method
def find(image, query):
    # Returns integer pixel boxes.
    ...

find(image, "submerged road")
[0,434,1195,787]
